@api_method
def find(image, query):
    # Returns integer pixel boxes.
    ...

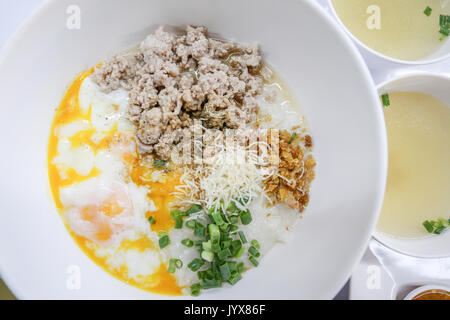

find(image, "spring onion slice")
[153,159,167,168]
[249,256,259,267]
[288,132,297,144]
[381,94,390,107]
[191,283,201,296]
[423,218,450,234]
[251,239,260,249]
[238,231,247,244]
[181,238,194,247]
[167,258,183,273]
[158,233,170,249]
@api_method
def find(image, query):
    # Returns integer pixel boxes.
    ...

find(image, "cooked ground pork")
[93,25,270,160]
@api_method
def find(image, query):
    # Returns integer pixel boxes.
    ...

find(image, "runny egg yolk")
[123,153,181,233]
[48,69,183,296]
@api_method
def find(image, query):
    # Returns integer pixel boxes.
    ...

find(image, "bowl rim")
[0,0,52,300]
[0,0,388,299]
[374,71,450,259]
[326,0,450,66]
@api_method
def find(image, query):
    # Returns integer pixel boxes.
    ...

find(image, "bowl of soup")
[327,0,450,68]
[375,72,450,258]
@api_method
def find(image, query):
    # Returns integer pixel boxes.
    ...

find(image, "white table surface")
[1,0,448,301]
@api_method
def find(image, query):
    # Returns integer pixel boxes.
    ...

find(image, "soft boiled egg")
[48,69,184,295]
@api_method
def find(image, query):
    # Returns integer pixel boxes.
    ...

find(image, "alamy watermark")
[66,265,81,290]
[66,5,81,30]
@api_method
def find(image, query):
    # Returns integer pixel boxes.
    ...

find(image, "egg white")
[52,75,169,283]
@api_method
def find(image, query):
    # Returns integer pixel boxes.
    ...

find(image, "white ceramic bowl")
[325,0,450,69]
[375,72,450,258]
[0,0,387,299]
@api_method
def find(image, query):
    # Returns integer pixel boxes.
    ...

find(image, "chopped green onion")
[167,258,183,273]
[191,283,201,296]
[288,132,297,144]
[438,15,450,40]
[171,205,202,220]
[381,94,390,107]
[249,256,259,267]
[181,238,194,247]
[238,196,250,206]
[226,201,238,213]
[185,220,196,229]
[435,226,446,234]
[185,204,202,215]
[202,240,212,251]
[210,211,224,226]
[250,239,260,249]
[167,260,176,273]
[153,159,168,168]
[229,215,239,224]
[234,246,245,258]
[439,218,449,227]
[248,246,260,258]
[221,240,231,249]
[208,224,220,240]
[158,233,170,249]
[147,216,156,224]
[228,261,238,273]
[219,222,230,232]
[424,6,432,16]
[238,231,247,244]
[423,220,434,233]
[230,240,242,256]
[170,201,259,296]
[219,263,231,281]
[228,273,242,285]
[174,218,183,229]
[218,248,232,260]
[197,270,206,280]
[439,27,450,36]
[239,209,252,225]
[174,259,183,268]
[201,250,215,262]
[170,209,182,219]
[188,258,204,272]
[194,222,206,238]
[423,218,450,235]
[194,240,203,247]
[201,278,222,289]
[211,239,221,253]
[440,14,448,27]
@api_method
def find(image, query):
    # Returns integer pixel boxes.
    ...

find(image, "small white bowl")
[404,284,450,300]
[375,72,450,258]
[326,0,450,69]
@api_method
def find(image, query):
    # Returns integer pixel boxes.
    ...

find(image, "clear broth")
[331,0,450,60]
[377,92,450,238]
